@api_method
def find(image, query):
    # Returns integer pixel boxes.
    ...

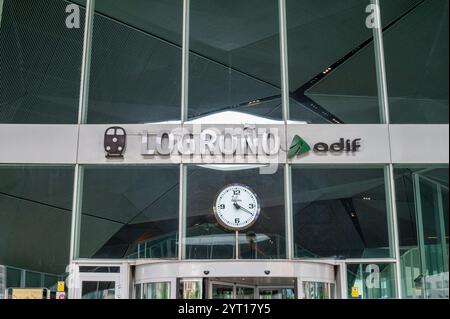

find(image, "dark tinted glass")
[86,0,183,123]
[188,0,282,121]
[381,0,449,123]
[0,166,74,279]
[287,0,380,124]
[79,166,180,259]
[0,0,84,123]
[292,167,390,259]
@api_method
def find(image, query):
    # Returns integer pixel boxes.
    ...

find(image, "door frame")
[70,262,130,299]
[134,277,177,299]
[76,272,121,299]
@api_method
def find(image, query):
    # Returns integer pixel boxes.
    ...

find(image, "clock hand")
[237,205,254,216]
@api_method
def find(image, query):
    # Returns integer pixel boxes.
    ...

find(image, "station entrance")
[72,260,343,299]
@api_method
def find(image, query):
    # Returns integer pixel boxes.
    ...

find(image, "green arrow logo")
[288,135,311,159]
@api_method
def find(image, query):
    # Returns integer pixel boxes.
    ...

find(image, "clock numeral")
[235,218,240,224]
[219,204,226,209]
[233,190,241,195]
[249,204,255,209]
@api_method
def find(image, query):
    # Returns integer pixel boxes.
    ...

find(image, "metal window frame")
[371,0,403,298]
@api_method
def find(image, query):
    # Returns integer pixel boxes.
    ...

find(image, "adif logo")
[288,135,362,159]
[288,135,311,158]
[65,4,81,29]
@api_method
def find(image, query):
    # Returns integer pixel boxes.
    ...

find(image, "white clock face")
[214,184,260,231]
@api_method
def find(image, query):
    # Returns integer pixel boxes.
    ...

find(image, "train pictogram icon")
[104,127,126,158]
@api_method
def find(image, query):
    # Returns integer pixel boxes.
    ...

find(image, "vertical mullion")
[77,0,95,124]
[372,0,402,298]
[413,173,427,297]
[279,0,290,123]
[69,0,95,299]
[280,0,293,260]
[178,164,187,260]
[386,164,403,298]
[181,0,190,123]
[285,164,293,259]
[69,165,84,262]
[179,0,190,261]
[436,186,448,273]
[371,0,390,124]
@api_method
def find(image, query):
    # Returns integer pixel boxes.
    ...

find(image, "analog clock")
[213,184,260,231]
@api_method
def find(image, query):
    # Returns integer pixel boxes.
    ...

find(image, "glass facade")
[0,166,74,292]
[189,0,282,120]
[186,165,286,260]
[395,167,449,299]
[287,0,379,124]
[292,167,391,259]
[0,0,85,123]
[347,263,396,299]
[0,0,448,300]
[86,0,183,124]
[78,166,179,259]
[381,0,449,124]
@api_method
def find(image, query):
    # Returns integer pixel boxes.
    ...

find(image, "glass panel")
[292,167,390,259]
[186,165,286,260]
[0,0,84,123]
[236,286,255,299]
[79,166,179,259]
[381,0,449,124]
[303,282,328,299]
[25,271,42,288]
[188,0,282,121]
[6,268,22,289]
[259,288,295,300]
[212,284,234,300]
[86,0,182,123]
[347,263,396,299]
[0,166,74,287]
[180,279,203,300]
[143,282,170,299]
[81,281,116,299]
[395,167,449,299]
[287,0,380,124]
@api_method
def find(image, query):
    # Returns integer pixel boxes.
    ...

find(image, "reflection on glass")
[0,166,74,289]
[181,280,203,299]
[236,286,255,299]
[79,166,179,259]
[82,281,116,300]
[0,0,84,123]
[347,264,395,299]
[186,165,286,260]
[381,0,449,124]
[6,268,21,289]
[86,0,182,123]
[189,0,281,121]
[395,167,449,299]
[212,285,234,300]
[259,288,295,300]
[292,167,390,259]
[303,282,330,299]
[287,0,380,124]
[143,282,170,299]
